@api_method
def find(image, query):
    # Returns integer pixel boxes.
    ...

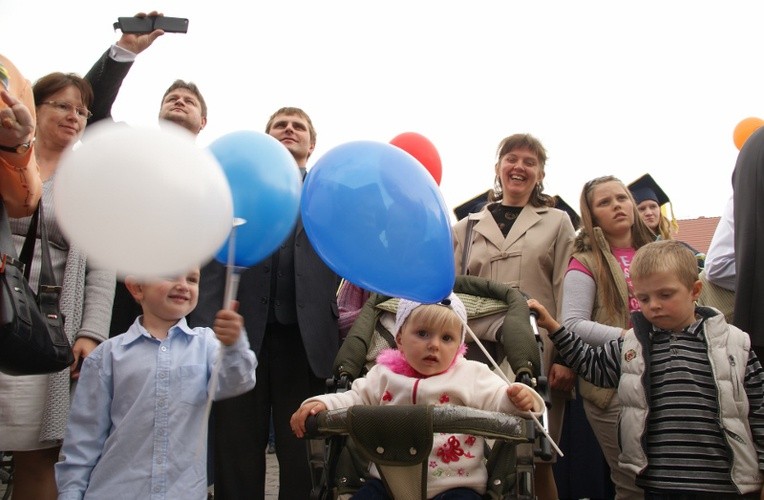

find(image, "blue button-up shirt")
[56,317,257,500]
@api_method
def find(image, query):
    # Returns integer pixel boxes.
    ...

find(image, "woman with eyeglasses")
[561,175,656,500]
[0,73,114,500]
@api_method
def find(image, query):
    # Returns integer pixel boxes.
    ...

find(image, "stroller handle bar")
[304,404,531,443]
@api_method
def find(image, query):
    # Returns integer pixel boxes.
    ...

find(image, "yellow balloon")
[733,117,764,150]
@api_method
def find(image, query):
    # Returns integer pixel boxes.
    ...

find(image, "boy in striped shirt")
[530,240,764,499]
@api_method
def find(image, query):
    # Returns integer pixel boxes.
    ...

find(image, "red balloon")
[390,132,442,185]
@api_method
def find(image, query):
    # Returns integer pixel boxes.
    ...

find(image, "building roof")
[676,217,720,254]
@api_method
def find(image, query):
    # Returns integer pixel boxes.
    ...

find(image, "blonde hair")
[402,304,464,341]
[655,213,674,240]
[578,176,656,320]
[631,240,698,290]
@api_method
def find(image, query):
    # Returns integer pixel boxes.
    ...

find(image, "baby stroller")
[304,275,552,499]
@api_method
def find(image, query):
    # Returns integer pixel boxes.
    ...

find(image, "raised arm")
[0,56,40,217]
[86,11,165,126]
[548,326,622,388]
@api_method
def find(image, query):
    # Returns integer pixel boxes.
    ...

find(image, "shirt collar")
[651,316,705,337]
[121,316,198,346]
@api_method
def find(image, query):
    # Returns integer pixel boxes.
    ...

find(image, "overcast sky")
[3,1,763,222]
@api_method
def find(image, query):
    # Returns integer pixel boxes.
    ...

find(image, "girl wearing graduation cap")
[627,174,676,241]
[628,174,705,270]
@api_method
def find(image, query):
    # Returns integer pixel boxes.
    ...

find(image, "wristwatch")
[0,141,32,154]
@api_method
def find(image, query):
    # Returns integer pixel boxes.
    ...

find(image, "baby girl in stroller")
[291,292,544,499]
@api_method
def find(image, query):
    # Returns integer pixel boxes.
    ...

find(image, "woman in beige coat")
[452,133,575,500]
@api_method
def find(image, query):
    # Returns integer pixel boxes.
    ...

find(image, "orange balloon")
[733,117,764,150]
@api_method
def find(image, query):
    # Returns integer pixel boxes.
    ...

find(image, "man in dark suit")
[733,126,764,360]
[84,17,227,498]
[189,107,341,500]
[84,17,208,337]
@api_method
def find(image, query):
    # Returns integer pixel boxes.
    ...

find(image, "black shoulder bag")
[0,199,73,375]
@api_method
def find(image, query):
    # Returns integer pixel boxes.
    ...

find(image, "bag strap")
[0,198,23,276]
[19,204,40,278]
[0,199,58,290]
[0,198,16,257]
[460,218,476,275]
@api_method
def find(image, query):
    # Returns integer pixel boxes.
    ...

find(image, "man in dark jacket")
[189,107,341,500]
[85,15,208,337]
[733,126,764,360]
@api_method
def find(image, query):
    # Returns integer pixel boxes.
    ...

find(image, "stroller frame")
[306,275,552,499]
[306,405,535,499]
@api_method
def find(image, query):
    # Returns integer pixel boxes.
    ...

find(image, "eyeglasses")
[41,101,92,119]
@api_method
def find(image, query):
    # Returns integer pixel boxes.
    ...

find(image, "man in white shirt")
[705,195,735,291]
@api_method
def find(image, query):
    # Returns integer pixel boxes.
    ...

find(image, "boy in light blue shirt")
[56,267,257,499]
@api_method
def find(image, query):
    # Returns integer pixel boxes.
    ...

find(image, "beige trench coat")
[453,203,575,375]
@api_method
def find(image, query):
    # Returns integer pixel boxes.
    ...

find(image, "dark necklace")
[490,204,522,237]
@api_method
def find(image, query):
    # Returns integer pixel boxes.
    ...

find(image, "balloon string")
[196,348,223,459]
[223,223,238,308]
[196,269,242,459]
[462,319,564,458]
[197,222,242,459]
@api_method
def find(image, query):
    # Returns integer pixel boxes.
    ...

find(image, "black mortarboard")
[453,190,491,220]
[627,174,670,206]
[553,195,581,230]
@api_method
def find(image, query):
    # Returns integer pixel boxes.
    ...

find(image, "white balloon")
[54,122,233,279]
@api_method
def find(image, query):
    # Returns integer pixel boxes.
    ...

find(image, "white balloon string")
[223,221,238,308]
[197,221,243,459]
[197,348,223,459]
[529,412,563,457]
[463,321,508,383]
[461,318,563,458]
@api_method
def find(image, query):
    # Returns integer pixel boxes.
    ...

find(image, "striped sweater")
[550,307,764,494]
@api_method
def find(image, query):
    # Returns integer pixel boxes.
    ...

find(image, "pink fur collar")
[375,344,467,378]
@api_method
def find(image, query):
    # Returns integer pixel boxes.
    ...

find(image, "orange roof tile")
[675,217,721,254]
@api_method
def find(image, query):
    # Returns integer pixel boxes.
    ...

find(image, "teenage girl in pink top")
[561,175,655,500]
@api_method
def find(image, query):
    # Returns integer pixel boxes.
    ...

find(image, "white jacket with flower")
[305,351,543,498]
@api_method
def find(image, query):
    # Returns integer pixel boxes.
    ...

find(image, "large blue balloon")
[302,141,455,303]
[209,131,302,267]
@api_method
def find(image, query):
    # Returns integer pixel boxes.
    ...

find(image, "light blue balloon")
[209,131,302,267]
[302,140,455,303]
